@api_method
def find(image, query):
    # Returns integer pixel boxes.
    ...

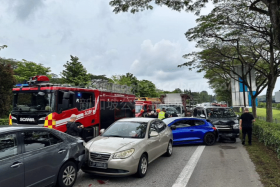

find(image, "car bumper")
[81,156,139,176]
[218,130,239,138]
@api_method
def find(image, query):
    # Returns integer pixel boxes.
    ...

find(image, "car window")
[194,120,205,126]
[23,130,52,152]
[49,132,63,145]
[0,133,18,160]
[149,121,158,132]
[173,120,192,128]
[157,122,166,133]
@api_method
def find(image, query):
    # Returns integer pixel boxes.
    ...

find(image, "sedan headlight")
[233,124,239,129]
[113,149,135,159]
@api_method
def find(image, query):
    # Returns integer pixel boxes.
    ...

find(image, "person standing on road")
[66,114,84,137]
[158,108,169,120]
[239,108,255,145]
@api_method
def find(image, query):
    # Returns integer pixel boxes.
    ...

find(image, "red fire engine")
[135,97,162,117]
[9,75,135,140]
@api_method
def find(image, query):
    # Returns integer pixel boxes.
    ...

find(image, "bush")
[258,102,266,108]
[276,104,280,110]
[253,119,280,158]
[0,119,9,125]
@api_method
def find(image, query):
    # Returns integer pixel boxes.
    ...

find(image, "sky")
[0,0,279,96]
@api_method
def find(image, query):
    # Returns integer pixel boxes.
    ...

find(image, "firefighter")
[158,108,168,120]
[66,114,84,137]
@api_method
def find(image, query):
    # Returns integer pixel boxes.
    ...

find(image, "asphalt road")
[74,139,263,187]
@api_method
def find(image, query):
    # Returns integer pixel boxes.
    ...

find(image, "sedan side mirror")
[100,129,105,135]
[150,131,159,137]
[200,114,206,118]
[170,125,176,130]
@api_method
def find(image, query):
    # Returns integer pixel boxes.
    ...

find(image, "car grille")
[90,152,111,162]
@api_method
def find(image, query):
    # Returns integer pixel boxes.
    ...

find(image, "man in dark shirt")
[239,108,255,145]
[66,114,84,137]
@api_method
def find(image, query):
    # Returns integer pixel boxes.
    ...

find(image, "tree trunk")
[262,0,280,49]
[266,85,273,122]
[251,96,257,118]
[265,76,277,122]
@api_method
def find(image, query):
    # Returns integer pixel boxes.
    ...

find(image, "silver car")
[82,118,173,177]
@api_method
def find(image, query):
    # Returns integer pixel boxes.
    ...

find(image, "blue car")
[163,117,218,146]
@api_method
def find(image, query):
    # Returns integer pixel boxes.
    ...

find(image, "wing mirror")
[100,129,105,135]
[150,131,159,137]
[200,114,206,118]
[170,125,176,130]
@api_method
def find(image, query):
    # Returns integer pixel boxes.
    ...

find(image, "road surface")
[74,139,262,187]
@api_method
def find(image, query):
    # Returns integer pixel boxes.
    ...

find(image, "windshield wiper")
[104,135,123,138]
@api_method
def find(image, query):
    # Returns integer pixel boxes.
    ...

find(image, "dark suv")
[193,107,240,142]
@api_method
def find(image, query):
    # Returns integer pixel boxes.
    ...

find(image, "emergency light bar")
[15,84,29,87]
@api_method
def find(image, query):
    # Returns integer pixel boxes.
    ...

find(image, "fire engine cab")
[135,97,161,117]
[9,75,135,141]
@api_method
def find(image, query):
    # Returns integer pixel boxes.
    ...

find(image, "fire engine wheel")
[57,161,77,187]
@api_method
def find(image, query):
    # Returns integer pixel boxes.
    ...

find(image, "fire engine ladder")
[89,80,134,94]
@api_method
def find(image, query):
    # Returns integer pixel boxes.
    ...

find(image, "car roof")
[196,106,230,109]
[0,125,49,133]
[118,118,156,123]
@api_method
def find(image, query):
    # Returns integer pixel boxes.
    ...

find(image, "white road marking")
[172,145,205,187]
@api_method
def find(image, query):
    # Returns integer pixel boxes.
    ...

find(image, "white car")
[82,118,173,178]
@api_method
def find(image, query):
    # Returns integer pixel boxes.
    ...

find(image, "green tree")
[179,1,279,121]
[109,0,280,51]
[88,74,112,82]
[61,55,90,86]
[111,73,138,86]
[13,60,52,83]
[172,88,183,93]
[138,80,158,97]
[0,63,16,118]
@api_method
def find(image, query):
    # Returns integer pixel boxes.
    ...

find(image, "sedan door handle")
[58,149,66,154]
[11,162,23,168]
[190,130,194,132]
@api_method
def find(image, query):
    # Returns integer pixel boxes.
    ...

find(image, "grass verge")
[242,135,280,187]
[249,108,280,121]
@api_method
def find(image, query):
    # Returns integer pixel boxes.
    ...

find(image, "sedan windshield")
[206,108,236,118]
[13,91,55,112]
[103,121,147,138]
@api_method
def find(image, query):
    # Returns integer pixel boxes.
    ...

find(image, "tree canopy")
[13,60,52,83]
[60,55,90,86]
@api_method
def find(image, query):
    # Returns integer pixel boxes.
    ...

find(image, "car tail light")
[212,127,217,130]
[141,109,144,113]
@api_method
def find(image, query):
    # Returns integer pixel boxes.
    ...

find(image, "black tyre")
[57,161,77,187]
[136,154,148,178]
[165,141,173,157]
[204,132,216,146]
[230,138,236,143]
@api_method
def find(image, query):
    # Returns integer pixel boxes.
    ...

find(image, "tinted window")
[49,133,63,145]
[23,131,52,152]
[174,120,192,128]
[0,133,18,160]
[194,120,205,126]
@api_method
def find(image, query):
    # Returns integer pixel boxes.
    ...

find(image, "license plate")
[226,133,233,136]
[89,161,107,169]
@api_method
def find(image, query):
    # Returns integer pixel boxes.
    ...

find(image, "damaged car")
[193,107,240,142]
